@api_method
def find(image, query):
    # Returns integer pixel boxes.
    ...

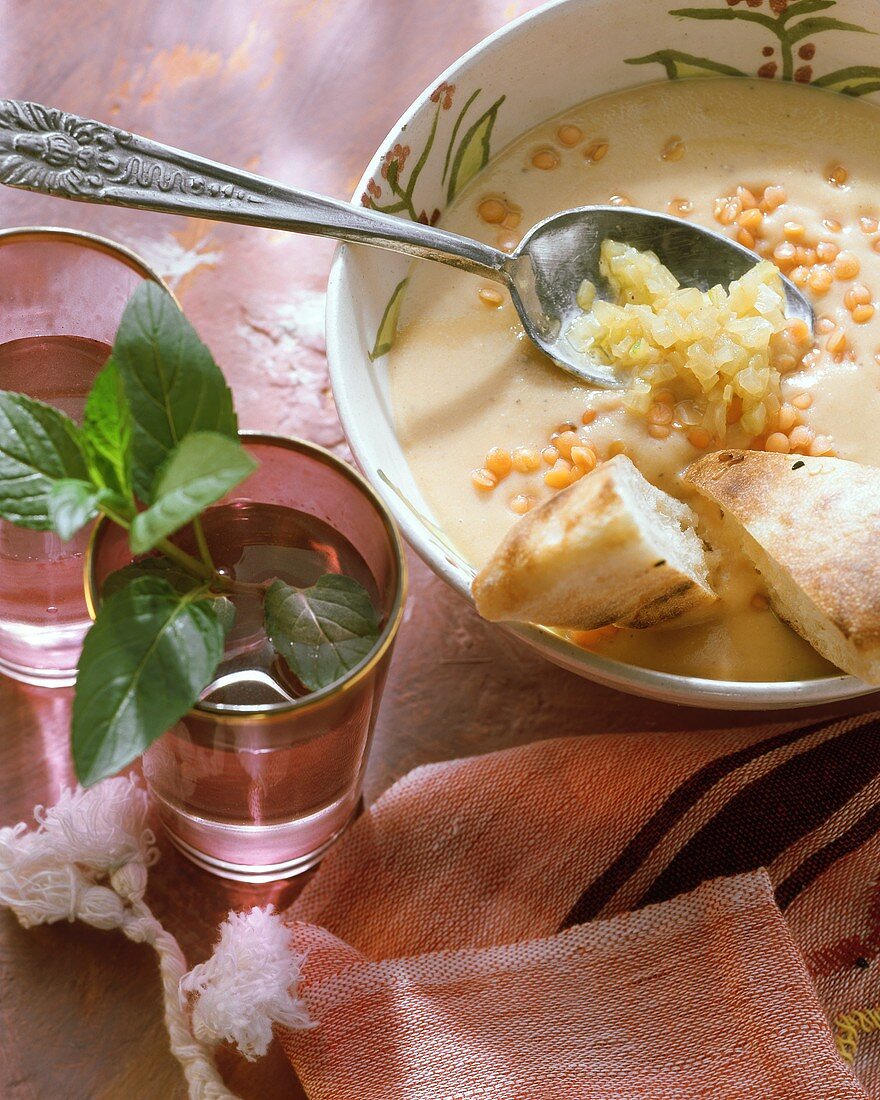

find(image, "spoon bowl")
[0,99,814,387]
[508,204,815,385]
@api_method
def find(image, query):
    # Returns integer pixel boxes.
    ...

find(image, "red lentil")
[477,198,506,224]
[737,186,759,209]
[827,164,849,187]
[584,141,609,163]
[738,208,763,233]
[833,251,861,279]
[826,327,848,355]
[471,468,497,491]
[556,124,583,147]
[570,445,597,473]
[765,432,791,453]
[809,435,835,457]
[762,185,787,210]
[844,283,872,308]
[687,427,711,449]
[485,447,513,478]
[531,148,560,171]
[511,446,542,473]
[661,137,686,162]
[544,460,573,489]
[737,228,756,250]
[789,424,815,451]
[553,431,579,459]
[816,240,839,263]
[509,493,533,515]
[808,266,833,293]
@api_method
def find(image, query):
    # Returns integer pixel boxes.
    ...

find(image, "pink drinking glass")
[0,227,168,687]
[87,434,407,882]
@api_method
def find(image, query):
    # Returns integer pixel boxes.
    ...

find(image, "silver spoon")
[0,99,813,387]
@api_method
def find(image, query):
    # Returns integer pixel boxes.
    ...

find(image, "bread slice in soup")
[472,454,717,631]
[684,450,880,685]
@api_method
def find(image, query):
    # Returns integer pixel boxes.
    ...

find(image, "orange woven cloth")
[279,715,880,1098]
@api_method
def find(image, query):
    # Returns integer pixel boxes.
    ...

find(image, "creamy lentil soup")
[390,78,880,682]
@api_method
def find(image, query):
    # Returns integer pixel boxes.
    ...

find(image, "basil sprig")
[0,282,379,785]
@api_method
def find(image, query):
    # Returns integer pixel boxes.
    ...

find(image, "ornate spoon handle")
[0,99,509,281]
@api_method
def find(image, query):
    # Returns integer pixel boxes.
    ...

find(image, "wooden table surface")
[0,2,874,1097]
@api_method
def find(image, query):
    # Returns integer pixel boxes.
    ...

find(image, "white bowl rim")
[326,0,876,710]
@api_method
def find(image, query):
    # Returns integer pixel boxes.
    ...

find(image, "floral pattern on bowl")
[362,83,506,359]
[630,0,880,88]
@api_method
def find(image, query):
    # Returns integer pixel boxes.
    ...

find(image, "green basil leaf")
[0,391,89,529]
[82,357,132,500]
[72,575,225,786]
[101,556,205,599]
[112,282,238,502]
[47,479,116,541]
[264,573,380,692]
[129,432,257,554]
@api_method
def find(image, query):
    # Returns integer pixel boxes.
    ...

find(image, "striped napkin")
[277,715,880,1098]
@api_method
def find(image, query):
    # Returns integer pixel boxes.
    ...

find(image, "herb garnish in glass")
[0,282,406,879]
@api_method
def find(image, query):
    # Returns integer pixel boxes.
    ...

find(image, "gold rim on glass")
[0,224,177,304]
[84,432,408,724]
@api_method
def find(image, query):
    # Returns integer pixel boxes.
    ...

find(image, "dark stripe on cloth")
[637,716,880,910]
[776,798,880,911]
[560,718,842,930]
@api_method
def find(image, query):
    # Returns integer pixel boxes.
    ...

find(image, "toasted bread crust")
[473,455,715,630]
[684,450,880,681]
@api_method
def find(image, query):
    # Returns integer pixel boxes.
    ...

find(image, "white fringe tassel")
[0,777,312,1099]
[183,906,314,1059]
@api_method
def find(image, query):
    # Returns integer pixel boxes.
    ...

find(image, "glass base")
[150,787,362,883]
[0,617,85,688]
[0,653,77,688]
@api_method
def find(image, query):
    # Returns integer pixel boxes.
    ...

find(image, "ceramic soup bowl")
[326,0,880,710]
